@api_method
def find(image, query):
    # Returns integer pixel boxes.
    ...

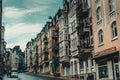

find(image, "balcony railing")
[76,25,89,35]
[52,45,59,50]
[78,43,92,53]
[60,55,69,62]
[76,18,91,35]
[44,47,49,54]
[44,57,49,63]
[79,47,91,53]
[51,30,58,37]
[44,37,48,44]
[76,1,90,16]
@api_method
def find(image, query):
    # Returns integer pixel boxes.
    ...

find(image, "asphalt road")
[3,73,62,80]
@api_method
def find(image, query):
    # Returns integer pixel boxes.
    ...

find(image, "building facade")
[91,0,120,80]
[58,0,70,76]
[24,0,120,79]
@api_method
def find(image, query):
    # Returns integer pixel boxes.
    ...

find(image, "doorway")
[113,57,119,80]
[114,64,119,80]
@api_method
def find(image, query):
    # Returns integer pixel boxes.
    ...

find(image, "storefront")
[94,47,119,80]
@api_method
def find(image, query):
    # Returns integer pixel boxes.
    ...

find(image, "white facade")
[68,0,80,77]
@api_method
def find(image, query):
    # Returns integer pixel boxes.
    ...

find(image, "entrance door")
[74,61,78,75]
[114,64,119,80]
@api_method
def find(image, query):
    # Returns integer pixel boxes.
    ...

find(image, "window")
[59,32,63,41]
[98,29,103,44]
[62,67,65,75]
[96,7,102,20]
[113,57,118,63]
[86,60,88,68]
[108,0,115,12]
[111,21,117,38]
[83,0,88,8]
[72,37,77,50]
[91,59,94,66]
[71,20,76,32]
[74,61,78,74]
[80,61,84,69]
[71,62,73,75]
[95,0,100,3]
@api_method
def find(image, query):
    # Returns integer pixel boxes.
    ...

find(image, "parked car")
[10,71,18,78]
[0,71,3,80]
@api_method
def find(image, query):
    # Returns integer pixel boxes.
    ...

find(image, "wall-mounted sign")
[94,47,117,58]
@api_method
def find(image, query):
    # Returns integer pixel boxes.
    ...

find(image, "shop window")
[98,61,108,79]
[99,66,108,78]
[113,57,118,63]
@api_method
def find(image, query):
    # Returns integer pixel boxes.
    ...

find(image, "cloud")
[5,23,42,39]
[3,6,49,19]
[6,33,37,51]
[24,0,57,6]
[3,0,61,51]
[5,23,43,51]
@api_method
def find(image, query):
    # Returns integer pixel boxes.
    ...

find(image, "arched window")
[108,0,115,12]
[96,7,102,20]
[98,29,103,44]
[111,21,117,38]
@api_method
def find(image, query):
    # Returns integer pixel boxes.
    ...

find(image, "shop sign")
[95,47,117,57]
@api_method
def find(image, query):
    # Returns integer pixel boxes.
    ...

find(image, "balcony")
[60,55,69,62]
[76,18,91,35]
[52,45,58,51]
[76,25,89,35]
[43,47,49,54]
[30,56,32,60]
[44,57,49,63]
[52,42,59,51]
[43,36,48,44]
[51,30,58,38]
[79,47,92,53]
[76,2,90,17]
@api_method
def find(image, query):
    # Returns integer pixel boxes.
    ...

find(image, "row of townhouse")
[5,46,26,72]
[25,0,120,80]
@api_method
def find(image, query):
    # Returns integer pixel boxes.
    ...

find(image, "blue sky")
[3,0,62,51]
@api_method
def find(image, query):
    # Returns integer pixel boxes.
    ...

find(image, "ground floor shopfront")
[95,51,120,80]
[69,57,96,79]
[60,62,70,76]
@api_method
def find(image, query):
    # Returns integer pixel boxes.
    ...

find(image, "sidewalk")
[26,72,83,80]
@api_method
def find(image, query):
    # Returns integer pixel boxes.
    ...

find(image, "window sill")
[111,36,118,42]
[96,18,103,25]
[80,69,84,70]
[71,30,76,35]
[109,10,116,16]
[95,0,100,3]
[98,43,104,47]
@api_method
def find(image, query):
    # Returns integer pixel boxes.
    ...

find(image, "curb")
[26,72,64,80]
[26,72,81,80]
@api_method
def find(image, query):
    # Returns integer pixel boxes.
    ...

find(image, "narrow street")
[3,73,62,80]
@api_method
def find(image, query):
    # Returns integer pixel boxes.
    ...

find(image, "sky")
[2,0,62,51]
